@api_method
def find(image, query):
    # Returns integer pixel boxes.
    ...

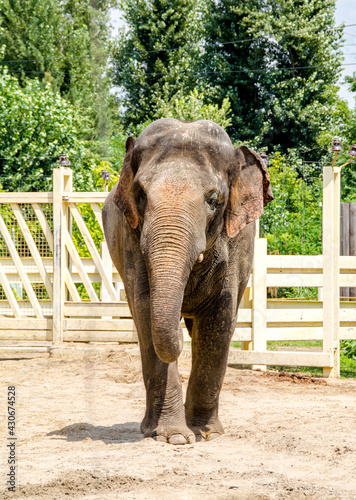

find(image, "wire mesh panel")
[0,202,54,317]
[65,201,119,303]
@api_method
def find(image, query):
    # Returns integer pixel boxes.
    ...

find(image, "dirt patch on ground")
[1,345,356,499]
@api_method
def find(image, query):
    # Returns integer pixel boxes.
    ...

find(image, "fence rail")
[0,166,355,377]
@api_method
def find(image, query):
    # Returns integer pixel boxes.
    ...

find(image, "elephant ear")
[113,136,139,229]
[225,145,273,238]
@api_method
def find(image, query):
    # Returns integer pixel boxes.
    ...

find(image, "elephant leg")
[128,290,195,445]
[184,299,236,441]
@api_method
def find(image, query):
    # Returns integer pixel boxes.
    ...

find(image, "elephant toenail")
[186,434,196,444]
[206,432,221,441]
[153,435,167,442]
[168,434,188,445]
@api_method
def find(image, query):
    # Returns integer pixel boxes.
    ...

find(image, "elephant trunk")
[146,211,202,364]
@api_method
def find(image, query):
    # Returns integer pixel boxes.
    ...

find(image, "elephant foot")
[141,418,195,445]
[187,418,225,442]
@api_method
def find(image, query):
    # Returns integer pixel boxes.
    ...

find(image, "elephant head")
[114,119,273,363]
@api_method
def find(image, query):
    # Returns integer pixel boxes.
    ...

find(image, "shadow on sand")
[47,421,142,443]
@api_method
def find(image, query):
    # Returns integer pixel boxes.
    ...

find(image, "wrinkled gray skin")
[103,118,273,445]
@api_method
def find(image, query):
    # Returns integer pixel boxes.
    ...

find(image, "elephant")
[102,118,273,445]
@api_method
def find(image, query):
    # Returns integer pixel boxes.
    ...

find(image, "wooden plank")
[267,255,323,270]
[3,270,122,285]
[11,203,53,301]
[340,326,356,340]
[0,347,50,355]
[237,309,252,322]
[69,203,117,302]
[267,299,322,309]
[90,203,104,232]
[0,257,122,280]
[340,255,356,269]
[267,274,322,287]
[228,350,332,368]
[0,330,52,341]
[64,192,108,203]
[266,309,322,323]
[0,318,52,329]
[64,268,81,302]
[266,327,323,340]
[0,300,52,315]
[0,257,53,272]
[64,301,130,317]
[0,340,52,346]
[65,318,135,331]
[0,193,53,203]
[63,331,138,342]
[0,262,22,318]
[230,328,251,342]
[65,232,99,302]
[0,211,43,318]
[340,275,356,287]
[340,308,356,322]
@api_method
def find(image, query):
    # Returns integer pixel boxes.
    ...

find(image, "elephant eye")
[135,185,147,212]
[206,192,219,210]
[136,186,146,203]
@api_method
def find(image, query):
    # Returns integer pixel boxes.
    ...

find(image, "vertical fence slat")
[52,168,72,345]
[251,237,267,370]
[322,166,340,377]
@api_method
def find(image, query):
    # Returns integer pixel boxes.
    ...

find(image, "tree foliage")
[202,0,343,152]
[260,153,323,256]
[154,88,232,128]
[112,0,204,128]
[0,0,117,138]
[0,69,79,191]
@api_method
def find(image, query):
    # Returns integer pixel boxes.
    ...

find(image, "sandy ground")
[1,345,356,500]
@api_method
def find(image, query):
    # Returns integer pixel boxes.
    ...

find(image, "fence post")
[52,166,72,349]
[251,236,268,370]
[322,166,340,377]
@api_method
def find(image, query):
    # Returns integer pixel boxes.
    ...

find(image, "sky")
[335,0,356,105]
[110,0,356,107]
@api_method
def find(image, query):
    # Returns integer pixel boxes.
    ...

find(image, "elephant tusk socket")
[197,253,204,263]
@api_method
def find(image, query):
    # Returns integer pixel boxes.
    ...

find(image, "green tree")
[203,0,343,152]
[0,0,117,138]
[112,0,204,128]
[0,68,100,192]
[260,152,323,256]
[154,88,232,129]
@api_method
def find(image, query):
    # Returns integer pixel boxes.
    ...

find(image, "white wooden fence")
[0,166,355,377]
